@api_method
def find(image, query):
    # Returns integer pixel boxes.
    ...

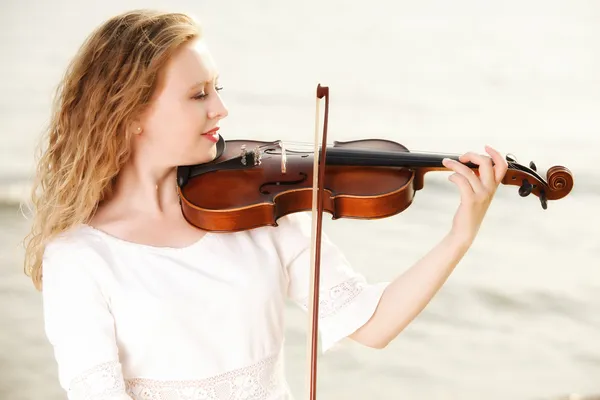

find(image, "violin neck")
[323,148,478,169]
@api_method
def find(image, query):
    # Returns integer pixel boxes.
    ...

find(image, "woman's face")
[135,38,228,168]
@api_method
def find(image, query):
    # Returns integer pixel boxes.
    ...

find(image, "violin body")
[176,136,574,232]
[178,138,421,231]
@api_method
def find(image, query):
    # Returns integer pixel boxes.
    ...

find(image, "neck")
[110,156,180,216]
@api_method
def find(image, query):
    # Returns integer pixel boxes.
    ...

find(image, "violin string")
[263,140,520,170]
[277,140,514,157]
[280,140,455,152]
[277,140,468,157]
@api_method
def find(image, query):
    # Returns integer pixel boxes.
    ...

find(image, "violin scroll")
[547,166,573,193]
[502,154,573,209]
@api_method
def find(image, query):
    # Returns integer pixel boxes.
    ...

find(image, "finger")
[448,172,474,202]
[442,158,484,193]
[459,151,494,189]
[484,145,509,184]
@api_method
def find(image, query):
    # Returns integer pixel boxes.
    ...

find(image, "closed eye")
[192,85,223,100]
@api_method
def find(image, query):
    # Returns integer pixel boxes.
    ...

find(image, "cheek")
[152,103,204,140]
[142,100,210,163]
[178,103,207,138]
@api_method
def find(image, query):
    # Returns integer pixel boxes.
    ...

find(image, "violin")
[176,111,573,232]
[176,84,573,400]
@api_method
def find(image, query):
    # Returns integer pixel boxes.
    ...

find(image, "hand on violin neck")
[442,145,509,245]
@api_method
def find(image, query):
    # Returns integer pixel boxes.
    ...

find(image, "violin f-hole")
[259,172,308,194]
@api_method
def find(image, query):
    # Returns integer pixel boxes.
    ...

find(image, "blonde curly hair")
[22,9,202,290]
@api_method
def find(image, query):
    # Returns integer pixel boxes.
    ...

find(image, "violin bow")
[306,84,329,400]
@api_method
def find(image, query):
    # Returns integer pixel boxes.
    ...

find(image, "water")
[1,0,599,399]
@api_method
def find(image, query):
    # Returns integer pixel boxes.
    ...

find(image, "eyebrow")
[189,75,220,91]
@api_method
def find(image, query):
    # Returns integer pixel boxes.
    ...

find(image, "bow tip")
[316,83,329,98]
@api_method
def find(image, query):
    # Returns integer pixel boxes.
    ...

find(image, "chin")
[207,144,218,160]
[182,144,217,166]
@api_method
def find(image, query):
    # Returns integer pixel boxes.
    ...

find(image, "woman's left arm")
[349,146,508,348]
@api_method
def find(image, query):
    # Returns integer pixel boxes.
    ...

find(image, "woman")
[23,9,508,400]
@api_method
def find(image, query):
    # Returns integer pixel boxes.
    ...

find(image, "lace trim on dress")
[301,275,365,318]
[124,353,283,400]
[68,360,128,399]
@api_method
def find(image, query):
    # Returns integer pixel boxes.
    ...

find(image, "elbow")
[350,332,392,349]
[349,322,397,350]
[365,338,391,350]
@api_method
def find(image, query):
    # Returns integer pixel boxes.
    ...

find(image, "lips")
[202,127,220,135]
[202,127,220,143]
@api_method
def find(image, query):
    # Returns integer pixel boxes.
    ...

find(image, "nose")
[208,94,229,120]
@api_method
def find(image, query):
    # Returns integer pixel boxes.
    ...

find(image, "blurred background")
[1,0,598,399]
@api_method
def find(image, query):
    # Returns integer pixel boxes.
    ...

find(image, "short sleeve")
[273,212,389,353]
[41,236,132,399]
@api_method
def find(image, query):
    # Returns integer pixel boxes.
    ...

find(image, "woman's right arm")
[42,239,133,400]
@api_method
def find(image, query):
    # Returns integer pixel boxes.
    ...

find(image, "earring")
[136,127,142,134]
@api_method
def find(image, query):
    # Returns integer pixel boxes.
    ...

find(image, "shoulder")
[266,212,313,238]
[275,211,312,232]
[249,212,312,244]
[42,225,114,288]
[245,212,322,265]
[44,224,110,260]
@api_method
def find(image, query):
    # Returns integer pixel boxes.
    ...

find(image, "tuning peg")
[518,179,533,197]
[529,161,537,171]
[539,189,547,210]
[506,153,517,163]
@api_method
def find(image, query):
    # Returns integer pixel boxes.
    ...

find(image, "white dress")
[42,212,389,400]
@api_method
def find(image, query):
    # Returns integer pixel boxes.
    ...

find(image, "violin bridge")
[279,141,287,174]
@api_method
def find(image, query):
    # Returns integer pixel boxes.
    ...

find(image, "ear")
[127,120,143,136]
